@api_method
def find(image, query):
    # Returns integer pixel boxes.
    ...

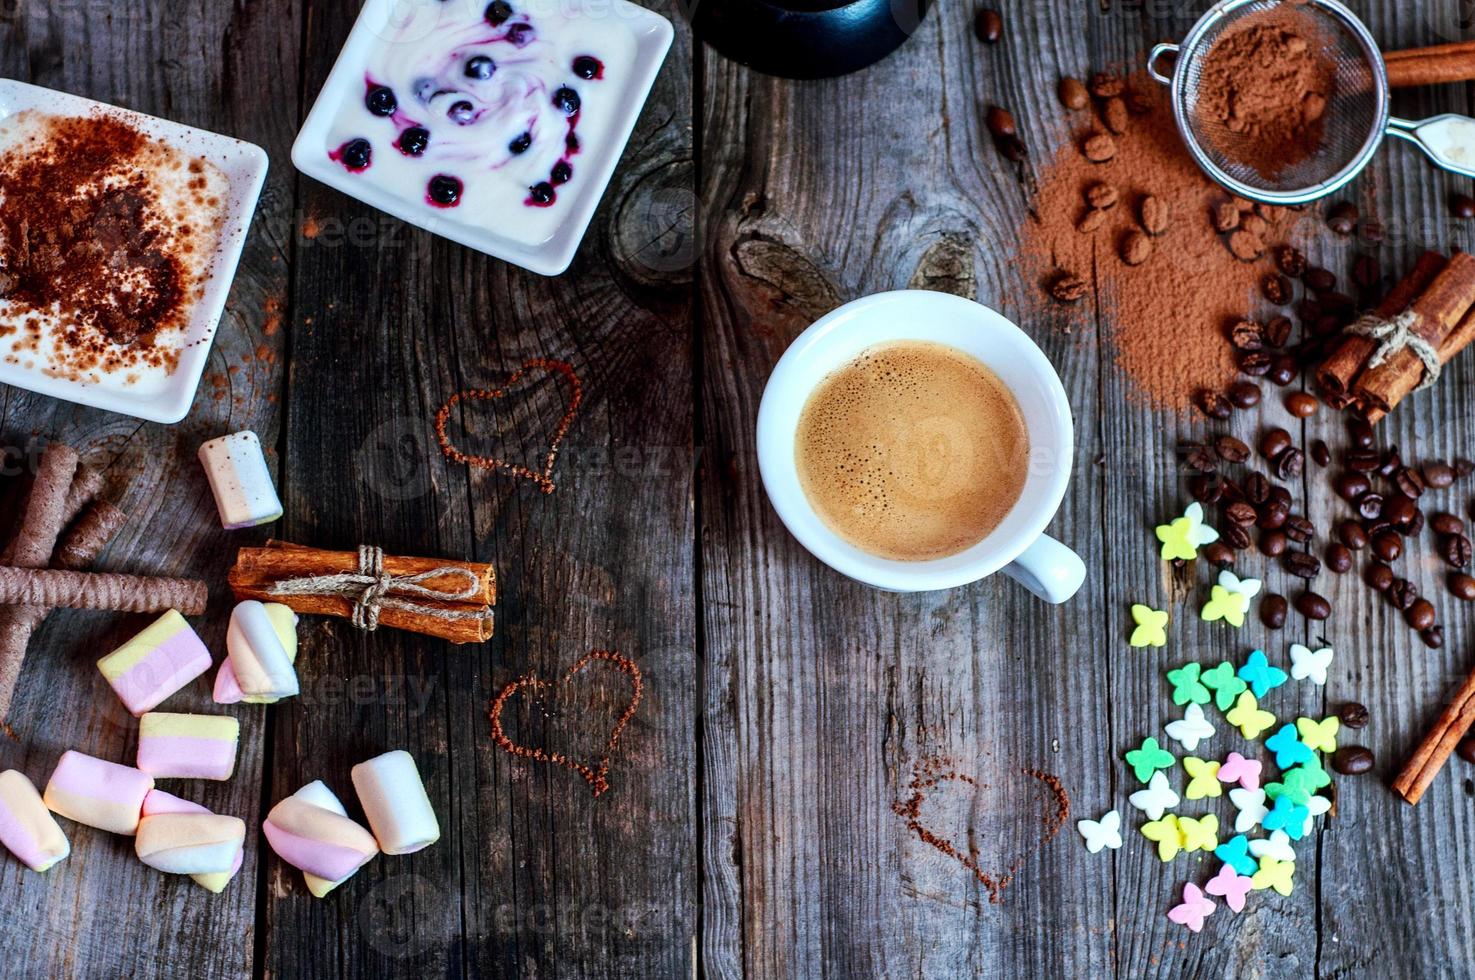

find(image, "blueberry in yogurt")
[448,101,478,125]
[428,175,463,208]
[506,23,534,47]
[366,85,397,116]
[550,161,572,185]
[553,87,581,117]
[484,1,512,25]
[528,182,556,207]
[397,127,430,156]
[333,138,372,171]
[465,56,496,80]
[572,56,603,80]
[509,132,533,155]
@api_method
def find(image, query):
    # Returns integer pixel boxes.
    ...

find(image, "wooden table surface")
[2,0,1474,976]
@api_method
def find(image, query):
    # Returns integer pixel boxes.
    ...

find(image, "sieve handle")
[1147,43,1179,86]
[1388,114,1475,181]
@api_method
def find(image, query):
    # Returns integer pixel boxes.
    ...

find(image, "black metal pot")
[692,0,932,79]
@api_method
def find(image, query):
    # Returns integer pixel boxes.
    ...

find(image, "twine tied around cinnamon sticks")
[1343,309,1443,392]
[266,545,485,632]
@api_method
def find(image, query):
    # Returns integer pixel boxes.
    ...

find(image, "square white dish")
[0,79,268,424]
[291,0,674,277]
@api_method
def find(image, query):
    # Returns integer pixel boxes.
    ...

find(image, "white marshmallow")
[226,600,299,701]
[198,431,282,529]
[350,751,440,856]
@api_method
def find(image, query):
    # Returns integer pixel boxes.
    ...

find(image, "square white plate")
[292,0,674,277]
[0,79,268,423]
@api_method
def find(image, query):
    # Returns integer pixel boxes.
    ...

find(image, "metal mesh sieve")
[1153,0,1390,205]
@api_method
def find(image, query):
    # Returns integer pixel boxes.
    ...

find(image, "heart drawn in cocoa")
[488,650,643,798]
[435,358,584,495]
[892,757,1071,904]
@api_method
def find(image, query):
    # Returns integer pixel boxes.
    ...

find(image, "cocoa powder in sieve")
[1019,78,1296,410]
[1196,5,1335,179]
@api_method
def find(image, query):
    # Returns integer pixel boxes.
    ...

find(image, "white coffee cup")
[756,290,1086,601]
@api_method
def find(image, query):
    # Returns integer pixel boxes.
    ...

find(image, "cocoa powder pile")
[0,111,211,375]
[1196,6,1335,179]
[1019,75,1297,410]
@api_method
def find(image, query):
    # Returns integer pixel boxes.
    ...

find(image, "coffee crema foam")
[795,341,1030,562]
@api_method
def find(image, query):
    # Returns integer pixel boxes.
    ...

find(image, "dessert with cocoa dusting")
[1195,5,1336,179]
[0,110,227,380]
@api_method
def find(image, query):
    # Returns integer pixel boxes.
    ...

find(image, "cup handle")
[1003,534,1086,604]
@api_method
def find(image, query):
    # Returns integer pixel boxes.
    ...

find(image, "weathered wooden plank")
[0,0,299,977]
[263,4,696,979]
[698,3,1115,977]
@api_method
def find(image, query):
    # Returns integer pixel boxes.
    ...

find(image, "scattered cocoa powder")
[1196,5,1335,179]
[1019,78,1296,409]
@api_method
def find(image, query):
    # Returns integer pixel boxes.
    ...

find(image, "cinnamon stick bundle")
[1354,250,1475,416]
[1315,251,1447,405]
[1393,662,1475,805]
[229,541,496,644]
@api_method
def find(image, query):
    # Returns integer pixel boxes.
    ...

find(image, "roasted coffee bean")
[1228,230,1265,261]
[1379,446,1402,478]
[1223,523,1252,550]
[1239,350,1273,376]
[1243,472,1271,505]
[1311,440,1330,467]
[975,8,1004,42]
[1260,593,1288,629]
[1261,273,1291,305]
[1331,746,1374,776]
[1264,316,1293,348]
[1366,561,1394,592]
[1433,512,1466,536]
[1285,392,1319,418]
[1274,447,1305,481]
[1297,298,1324,323]
[1304,266,1337,292]
[986,105,1016,139]
[1361,218,1386,243]
[1452,193,1475,219]
[1194,389,1232,420]
[1371,530,1403,562]
[1441,533,1473,568]
[1393,466,1425,498]
[1103,97,1129,135]
[1085,182,1118,209]
[1260,428,1292,460]
[1347,418,1374,448]
[1295,591,1331,620]
[1343,448,1379,471]
[1059,77,1089,110]
[1275,245,1307,277]
[995,134,1027,162]
[1423,625,1446,649]
[1260,529,1288,557]
[1384,494,1417,529]
[1076,209,1108,234]
[1268,355,1298,387]
[1327,201,1359,236]
[1228,381,1262,409]
[1407,508,1426,537]
[1449,572,1475,600]
[1225,502,1257,526]
[1140,195,1169,234]
[1457,457,1475,477]
[1338,520,1368,550]
[1178,443,1214,473]
[1050,272,1088,302]
[1284,515,1314,543]
[1334,471,1370,501]
[1284,550,1321,579]
[1203,541,1235,568]
[1389,578,1418,611]
[1353,254,1381,292]
[1214,435,1250,463]
[1212,201,1241,233]
[1406,598,1437,631]
[1338,702,1370,728]
[1364,517,1393,539]
[1089,72,1124,97]
[1326,542,1352,573]
[1230,320,1265,350]
[1357,492,1385,520]
[1423,461,1457,488]
[1083,132,1117,162]
[1220,476,1246,503]
[1270,485,1292,508]
[1257,502,1288,530]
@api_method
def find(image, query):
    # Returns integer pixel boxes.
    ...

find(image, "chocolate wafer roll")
[0,567,207,616]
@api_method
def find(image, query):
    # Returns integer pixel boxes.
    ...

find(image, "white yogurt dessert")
[317,0,639,247]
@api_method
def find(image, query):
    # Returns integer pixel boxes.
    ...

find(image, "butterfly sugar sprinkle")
[1077,810,1123,854]
[1155,502,1219,561]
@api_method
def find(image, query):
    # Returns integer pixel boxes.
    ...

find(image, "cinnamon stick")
[1355,250,1475,417]
[1316,251,1447,403]
[228,542,496,644]
[1385,42,1475,88]
[0,500,127,721]
[1392,663,1475,805]
[0,566,207,615]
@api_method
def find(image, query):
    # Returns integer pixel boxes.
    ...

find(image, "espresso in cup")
[794,340,1030,561]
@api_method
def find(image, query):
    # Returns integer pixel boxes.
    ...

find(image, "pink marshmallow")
[136,713,240,780]
[0,770,69,872]
[96,611,212,716]
[43,751,154,835]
